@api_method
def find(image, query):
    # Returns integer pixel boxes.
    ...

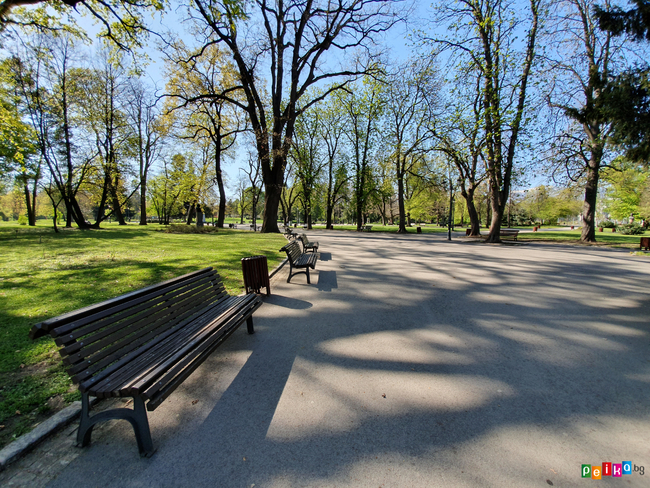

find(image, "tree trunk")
[24,183,35,226]
[186,203,196,225]
[110,175,127,225]
[581,151,602,243]
[262,182,282,233]
[139,179,148,225]
[216,169,227,228]
[397,173,407,233]
[462,187,481,236]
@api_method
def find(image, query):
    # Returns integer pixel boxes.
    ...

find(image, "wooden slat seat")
[29,267,262,457]
[499,229,519,240]
[280,240,318,284]
[298,233,319,253]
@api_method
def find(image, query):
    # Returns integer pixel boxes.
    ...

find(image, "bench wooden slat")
[137,295,261,400]
[101,295,251,398]
[76,292,236,392]
[65,286,225,379]
[30,268,216,341]
[53,273,222,347]
[145,301,261,411]
[60,283,226,362]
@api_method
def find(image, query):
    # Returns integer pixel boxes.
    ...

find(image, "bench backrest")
[280,240,303,263]
[29,267,228,393]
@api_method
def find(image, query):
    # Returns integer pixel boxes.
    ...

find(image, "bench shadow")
[263,294,313,310]
[316,270,338,292]
[318,252,332,261]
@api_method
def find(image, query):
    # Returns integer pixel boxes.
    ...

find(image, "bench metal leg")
[77,392,155,457]
[247,316,255,334]
[306,267,310,284]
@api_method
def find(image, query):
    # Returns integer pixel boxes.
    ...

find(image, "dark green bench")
[280,240,318,283]
[29,267,262,457]
[298,233,319,253]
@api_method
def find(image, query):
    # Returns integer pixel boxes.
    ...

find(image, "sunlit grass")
[0,221,286,447]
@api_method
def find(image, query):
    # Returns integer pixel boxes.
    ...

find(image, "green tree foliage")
[427,0,540,242]
[184,0,401,232]
[594,1,650,163]
[602,158,649,221]
[0,0,165,51]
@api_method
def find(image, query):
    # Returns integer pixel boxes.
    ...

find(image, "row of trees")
[1,0,649,242]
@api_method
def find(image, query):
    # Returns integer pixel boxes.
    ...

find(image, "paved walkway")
[2,231,649,487]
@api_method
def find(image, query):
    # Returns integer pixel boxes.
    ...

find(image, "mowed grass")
[0,221,286,448]
[516,228,650,248]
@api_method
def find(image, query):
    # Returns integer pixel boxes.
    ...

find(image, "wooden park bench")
[280,239,318,284]
[499,229,519,241]
[298,233,319,253]
[361,225,373,232]
[29,267,262,457]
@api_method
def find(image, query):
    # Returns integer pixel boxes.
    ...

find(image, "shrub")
[17,215,28,225]
[599,220,616,228]
[163,224,219,234]
[616,223,645,235]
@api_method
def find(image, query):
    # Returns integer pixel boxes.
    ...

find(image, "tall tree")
[343,80,383,230]
[8,33,92,229]
[430,70,487,236]
[544,0,628,242]
[126,78,166,225]
[427,0,540,242]
[164,42,243,228]
[320,94,349,229]
[384,60,437,233]
[0,57,39,224]
[80,49,133,227]
[594,0,650,162]
[185,0,401,232]
[291,106,326,230]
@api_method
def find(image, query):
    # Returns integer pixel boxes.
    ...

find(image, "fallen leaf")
[20,364,25,369]
[243,457,247,461]
[381,393,386,398]
[15,410,21,415]
[0,425,5,429]
[546,480,553,486]
[192,400,199,405]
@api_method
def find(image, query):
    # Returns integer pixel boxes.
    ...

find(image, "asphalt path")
[4,231,650,487]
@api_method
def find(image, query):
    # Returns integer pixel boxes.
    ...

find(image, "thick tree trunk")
[485,181,505,243]
[262,184,282,233]
[186,203,196,225]
[462,187,481,236]
[581,150,602,243]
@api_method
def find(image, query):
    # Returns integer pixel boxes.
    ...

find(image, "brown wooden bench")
[298,233,319,253]
[29,267,262,457]
[280,240,318,283]
[500,229,519,240]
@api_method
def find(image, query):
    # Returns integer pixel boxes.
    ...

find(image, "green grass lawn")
[515,228,650,248]
[0,221,286,448]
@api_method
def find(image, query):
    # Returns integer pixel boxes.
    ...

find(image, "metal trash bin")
[241,255,271,296]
